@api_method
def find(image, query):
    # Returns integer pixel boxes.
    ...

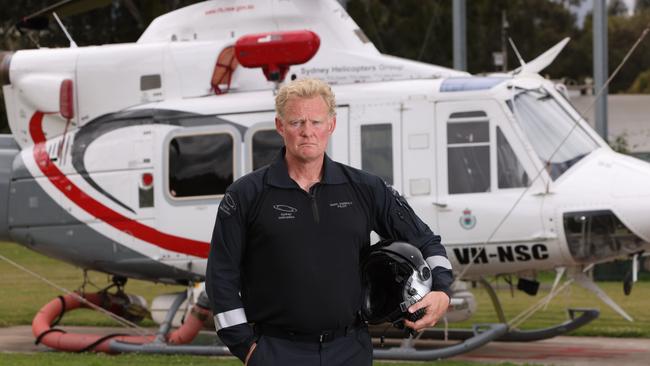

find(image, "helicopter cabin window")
[252,129,284,170]
[361,124,393,185]
[168,133,233,198]
[447,111,490,194]
[497,127,528,188]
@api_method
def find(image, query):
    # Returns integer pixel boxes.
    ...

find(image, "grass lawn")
[0,241,186,327]
[449,276,650,338]
[2,240,649,335]
[0,240,645,365]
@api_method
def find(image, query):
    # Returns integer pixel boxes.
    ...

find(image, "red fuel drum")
[235,30,320,82]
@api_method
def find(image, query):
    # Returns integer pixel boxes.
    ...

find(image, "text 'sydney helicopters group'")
[1,0,649,360]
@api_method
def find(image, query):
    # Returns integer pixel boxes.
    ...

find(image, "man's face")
[275,96,336,163]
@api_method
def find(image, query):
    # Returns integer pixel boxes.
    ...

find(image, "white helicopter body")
[1,0,648,339]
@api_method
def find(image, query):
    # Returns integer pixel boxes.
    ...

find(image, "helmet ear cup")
[420,266,431,281]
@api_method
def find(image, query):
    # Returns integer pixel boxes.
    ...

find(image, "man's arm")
[371,178,453,329]
[205,190,255,362]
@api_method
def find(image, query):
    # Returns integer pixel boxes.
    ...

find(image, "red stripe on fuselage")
[29,112,210,258]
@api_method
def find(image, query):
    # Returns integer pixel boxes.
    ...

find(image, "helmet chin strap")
[399,297,418,313]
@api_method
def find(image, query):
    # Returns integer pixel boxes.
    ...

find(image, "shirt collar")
[267,147,347,188]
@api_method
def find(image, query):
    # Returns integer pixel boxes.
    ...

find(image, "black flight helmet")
[361,240,432,326]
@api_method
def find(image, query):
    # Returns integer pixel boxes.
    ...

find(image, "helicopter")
[1,0,649,360]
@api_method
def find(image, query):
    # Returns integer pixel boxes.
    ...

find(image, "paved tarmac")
[1,325,649,365]
[0,325,154,353]
[452,335,650,365]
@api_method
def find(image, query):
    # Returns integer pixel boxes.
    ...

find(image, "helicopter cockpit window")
[361,124,393,185]
[497,127,528,188]
[169,133,233,198]
[252,129,284,170]
[512,89,598,180]
[447,111,490,194]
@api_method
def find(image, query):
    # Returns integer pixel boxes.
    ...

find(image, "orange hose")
[32,292,209,353]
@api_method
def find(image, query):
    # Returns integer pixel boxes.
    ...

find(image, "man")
[206,78,453,365]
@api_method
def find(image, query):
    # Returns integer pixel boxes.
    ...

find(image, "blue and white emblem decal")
[459,208,476,230]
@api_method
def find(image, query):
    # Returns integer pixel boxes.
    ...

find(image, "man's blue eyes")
[290,121,323,127]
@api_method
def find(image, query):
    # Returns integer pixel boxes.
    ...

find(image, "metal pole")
[501,11,509,72]
[593,0,608,141]
[453,0,467,71]
[154,291,187,342]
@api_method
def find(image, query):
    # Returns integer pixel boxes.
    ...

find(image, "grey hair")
[275,78,336,119]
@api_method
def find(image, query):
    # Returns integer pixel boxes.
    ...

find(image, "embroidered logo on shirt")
[218,192,237,217]
[273,204,297,220]
[329,201,353,209]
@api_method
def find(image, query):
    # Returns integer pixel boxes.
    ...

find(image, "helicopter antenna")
[52,11,77,48]
[508,37,525,68]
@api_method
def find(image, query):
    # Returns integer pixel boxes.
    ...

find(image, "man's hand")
[244,342,257,365]
[403,291,450,332]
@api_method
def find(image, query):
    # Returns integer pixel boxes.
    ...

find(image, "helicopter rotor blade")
[17,0,112,31]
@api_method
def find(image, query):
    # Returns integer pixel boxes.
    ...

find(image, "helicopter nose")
[0,135,19,241]
[1,51,12,85]
[608,153,650,243]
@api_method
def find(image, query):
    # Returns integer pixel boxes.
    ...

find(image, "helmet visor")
[362,253,412,324]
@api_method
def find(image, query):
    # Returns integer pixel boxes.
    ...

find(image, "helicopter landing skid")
[370,307,598,348]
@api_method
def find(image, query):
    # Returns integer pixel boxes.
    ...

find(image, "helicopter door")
[435,100,545,270]
[156,123,242,265]
[399,99,438,231]
[349,102,402,193]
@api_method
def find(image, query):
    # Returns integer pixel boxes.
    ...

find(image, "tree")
[609,0,629,16]
[346,0,454,67]
[578,9,650,93]
[635,0,650,13]
[347,0,650,94]
[468,0,580,75]
[628,70,650,92]
[347,0,582,76]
